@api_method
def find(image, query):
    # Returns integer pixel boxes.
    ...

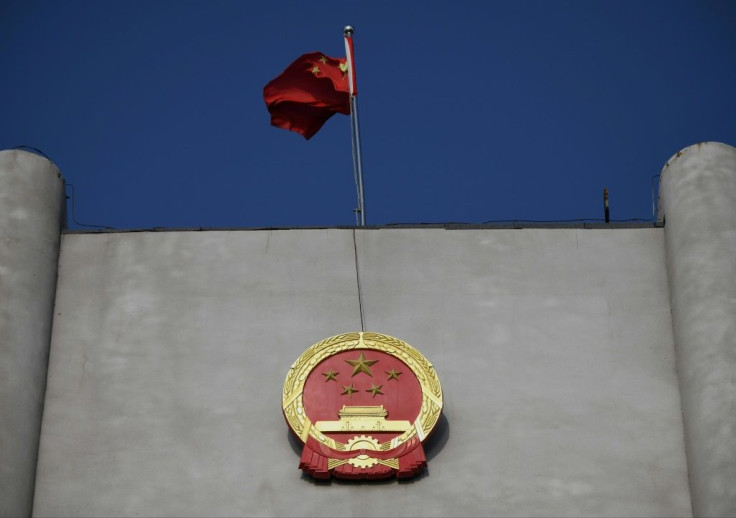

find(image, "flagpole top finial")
[343,26,354,37]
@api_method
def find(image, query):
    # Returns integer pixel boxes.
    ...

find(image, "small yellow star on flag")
[341,383,357,397]
[311,66,320,75]
[322,369,338,382]
[319,55,328,64]
[366,383,384,397]
[386,369,402,381]
[345,352,378,377]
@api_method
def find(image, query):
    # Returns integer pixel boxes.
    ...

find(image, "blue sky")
[2,0,735,229]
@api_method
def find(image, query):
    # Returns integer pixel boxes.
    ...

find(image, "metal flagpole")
[351,96,366,226]
[348,97,361,226]
[344,26,366,226]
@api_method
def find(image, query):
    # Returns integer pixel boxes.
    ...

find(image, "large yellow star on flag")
[345,352,378,377]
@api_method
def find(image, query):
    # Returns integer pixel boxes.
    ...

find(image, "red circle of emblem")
[282,332,443,480]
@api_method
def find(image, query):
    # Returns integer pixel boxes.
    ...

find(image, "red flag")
[264,52,350,139]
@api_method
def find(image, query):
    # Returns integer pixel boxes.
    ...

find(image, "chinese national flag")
[263,52,351,139]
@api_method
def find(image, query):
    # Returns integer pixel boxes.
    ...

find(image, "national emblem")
[282,332,443,480]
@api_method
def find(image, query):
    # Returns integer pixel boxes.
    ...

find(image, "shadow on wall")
[285,412,450,485]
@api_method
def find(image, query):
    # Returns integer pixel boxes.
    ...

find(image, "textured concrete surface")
[0,150,65,517]
[34,227,691,517]
[659,142,736,517]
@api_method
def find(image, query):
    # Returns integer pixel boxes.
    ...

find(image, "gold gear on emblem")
[345,435,381,469]
[346,435,380,451]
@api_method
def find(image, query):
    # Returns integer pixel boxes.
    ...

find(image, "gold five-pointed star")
[386,368,402,381]
[341,383,357,397]
[319,55,328,64]
[311,66,320,75]
[322,369,338,382]
[366,383,383,397]
[339,62,348,74]
[345,352,378,377]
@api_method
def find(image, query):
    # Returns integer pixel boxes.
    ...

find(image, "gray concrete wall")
[0,150,65,517]
[658,142,736,517]
[33,227,691,517]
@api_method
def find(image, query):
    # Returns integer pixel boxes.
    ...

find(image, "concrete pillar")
[0,150,65,517]
[659,142,736,517]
